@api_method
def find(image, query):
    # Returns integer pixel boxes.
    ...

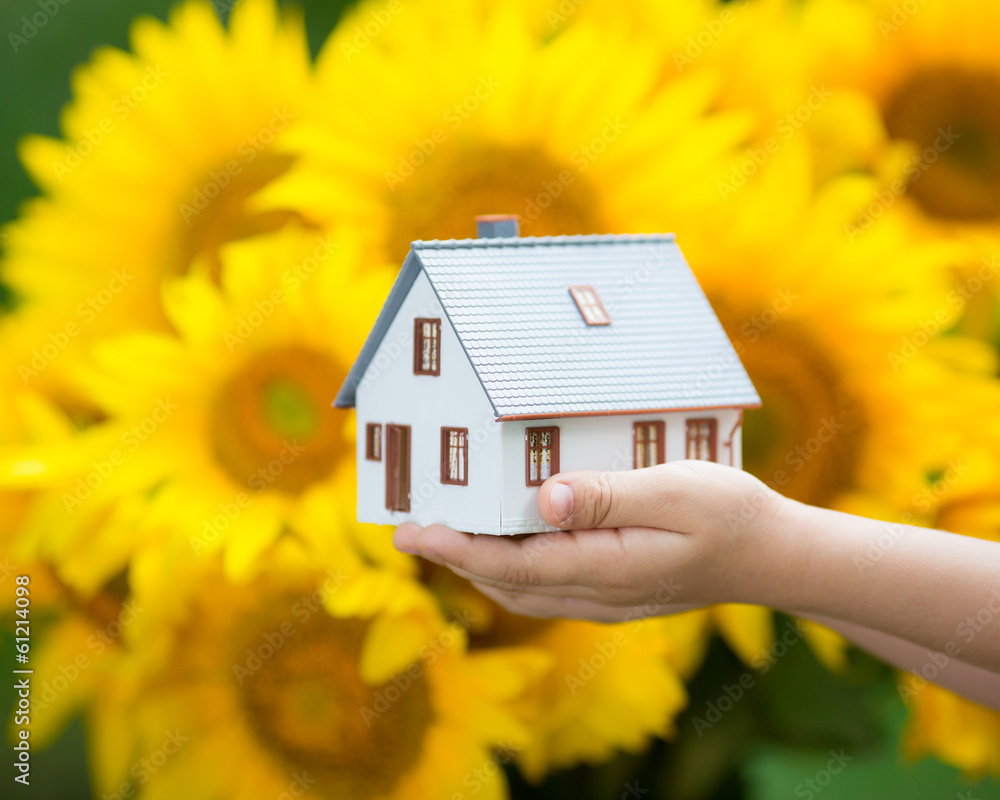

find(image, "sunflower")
[3,227,394,590]
[423,564,688,781]
[258,0,752,266]
[88,540,546,800]
[676,141,992,515]
[1,0,314,366]
[675,0,1000,339]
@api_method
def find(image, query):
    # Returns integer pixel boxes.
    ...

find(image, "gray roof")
[335,233,760,418]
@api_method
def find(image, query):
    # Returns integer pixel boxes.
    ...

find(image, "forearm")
[798,614,1000,710]
[756,499,1000,672]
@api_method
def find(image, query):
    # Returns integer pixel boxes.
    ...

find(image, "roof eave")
[495,401,761,422]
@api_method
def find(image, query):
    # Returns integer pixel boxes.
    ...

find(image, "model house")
[335,215,760,535]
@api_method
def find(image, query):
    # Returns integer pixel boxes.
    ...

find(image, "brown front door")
[386,424,411,512]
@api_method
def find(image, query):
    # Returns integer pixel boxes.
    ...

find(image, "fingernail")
[395,544,419,555]
[550,482,574,524]
[419,548,444,564]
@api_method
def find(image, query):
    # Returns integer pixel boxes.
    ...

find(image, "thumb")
[538,463,709,532]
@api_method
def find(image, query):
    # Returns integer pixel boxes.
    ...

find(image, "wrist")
[727,490,815,609]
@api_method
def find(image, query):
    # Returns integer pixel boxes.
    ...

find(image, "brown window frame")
[525,427,560,486]
[568,285,611,326]
[633,421,666,468]
[440,427,469,486]
[413,318,441,376]
[365,423,383,461]
[685,418,718,462]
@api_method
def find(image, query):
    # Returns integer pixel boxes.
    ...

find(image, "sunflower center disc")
[209,347,344,493]
[384,142,603,261]
[237,613,432,795]
[883,66,1000,222]
[714,308,868,506]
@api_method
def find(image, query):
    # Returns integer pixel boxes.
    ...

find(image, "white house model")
[335,215,760,535]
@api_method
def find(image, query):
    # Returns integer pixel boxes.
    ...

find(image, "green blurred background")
[1,1,998,798]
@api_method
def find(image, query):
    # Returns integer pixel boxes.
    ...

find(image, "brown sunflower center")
[713,304,868,506]
[883,66,1000,221]
[236,613,433,795]
[177,152,311,279]
[209,347,345,493]
[384,141,604,261]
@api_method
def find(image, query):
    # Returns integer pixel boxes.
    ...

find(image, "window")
[413,318,441,375]
[440,427,469,485]
[525,427,560,486]
[366,423,382,461]
[568,285,611,326]
[686,419,717,462]
[633,421,665,468]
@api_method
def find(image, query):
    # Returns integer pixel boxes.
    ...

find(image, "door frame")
[385,424,411,512]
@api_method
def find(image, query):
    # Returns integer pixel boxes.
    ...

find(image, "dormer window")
[413,318,441,375]
[569,285,611,326]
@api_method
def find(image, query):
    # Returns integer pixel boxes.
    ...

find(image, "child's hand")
[393,461,789,622]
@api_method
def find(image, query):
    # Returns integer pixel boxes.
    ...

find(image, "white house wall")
[499,407,743,534]
[354,270,504,533]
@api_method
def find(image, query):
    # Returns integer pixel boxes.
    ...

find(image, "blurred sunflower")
[259,0,752,264]
[5,228,393,589]
[825,0,1000,234]
[88,541,546,800]
[1,0,314,363]
[424,565,687,781]
[680,143,987,511]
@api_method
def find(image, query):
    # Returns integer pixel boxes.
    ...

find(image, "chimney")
[475,214,520,238]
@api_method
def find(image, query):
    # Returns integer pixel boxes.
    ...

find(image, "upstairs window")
[686,419,717,462]
[633,421,665,468]
[366,423,382,461]
[569,285,611,326]
[526,427,560,486]
[440,427,469,485]
[413,318,441,376]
